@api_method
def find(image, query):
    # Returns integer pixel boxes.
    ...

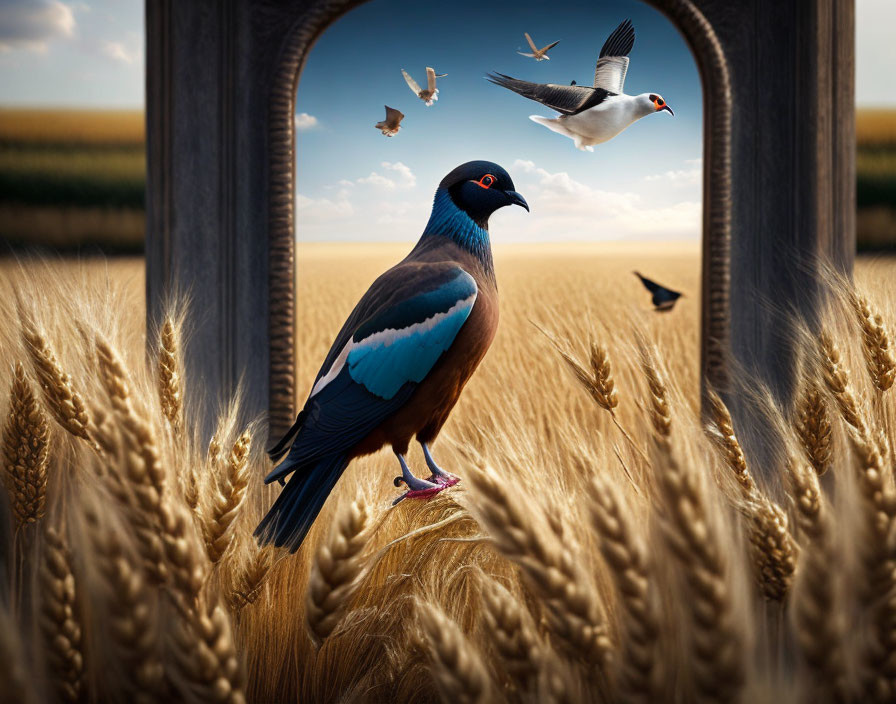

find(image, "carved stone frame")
[264,0,733,432]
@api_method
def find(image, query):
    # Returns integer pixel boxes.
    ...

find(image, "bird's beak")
[505,190,529,211]
[660,104,674,116]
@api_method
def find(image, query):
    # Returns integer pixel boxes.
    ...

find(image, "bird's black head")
[439,160,529,229]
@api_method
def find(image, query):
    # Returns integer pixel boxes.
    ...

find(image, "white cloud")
[357,161,416,190]
[0,0,75,52]
[294,112,319,130]
[509,159,700,240]
[102,40,140,65]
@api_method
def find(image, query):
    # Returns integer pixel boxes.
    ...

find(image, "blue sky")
[0,0,894,242]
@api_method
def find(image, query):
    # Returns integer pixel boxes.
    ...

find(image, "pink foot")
[430,475,460,488]
[392,476,459,505]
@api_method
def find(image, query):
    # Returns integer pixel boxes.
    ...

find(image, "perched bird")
[402,67,447,106]
[375,105,404,137]
[255,161,529,552]
[488,19,673,152]
[518,32,560,61]
[634,271,683,311]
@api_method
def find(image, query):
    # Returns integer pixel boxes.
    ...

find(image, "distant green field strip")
[858,147,896,209]
[0,144,145,208]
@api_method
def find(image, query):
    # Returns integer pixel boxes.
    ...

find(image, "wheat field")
[1,245,895,704]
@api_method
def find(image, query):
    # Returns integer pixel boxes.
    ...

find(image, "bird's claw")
[393,476,405,488]
[427,474,460,488]
[391,484,448,506]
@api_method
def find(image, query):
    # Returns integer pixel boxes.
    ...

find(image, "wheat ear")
[2,362,49,526]
[853,295,896,392]
[157,316,183,428]
[786,460,848,702]
[794,383,833,476]
[228,544,275,612]
[306,499,371,646]
[653,438,744,703]
[39,526,86,703]
[417,604,493,704]
[639,348,671,438]
[820,332,868,435]
[202,428,251,563]
[480,578,542,693]
[467,466,612,673]
[85,510,163,703]
[706,389,755,496]
[19,311,95,448]
[588,475,659,702]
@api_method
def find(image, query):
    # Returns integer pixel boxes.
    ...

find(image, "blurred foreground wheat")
[1,250,896,703]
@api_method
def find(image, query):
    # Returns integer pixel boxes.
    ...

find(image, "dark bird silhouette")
[634,271,683,311]
[256,161,529,552]
[488,19,673,151]
[375,105,404,137]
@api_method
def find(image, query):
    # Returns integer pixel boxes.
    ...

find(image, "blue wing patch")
[346,269,477,399]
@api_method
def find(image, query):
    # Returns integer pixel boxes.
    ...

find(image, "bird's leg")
[392,452,442,506]
[421,443,460,487]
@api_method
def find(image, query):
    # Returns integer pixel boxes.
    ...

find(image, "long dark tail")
[254,453,349,552]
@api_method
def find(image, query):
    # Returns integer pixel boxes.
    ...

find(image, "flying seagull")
[375,105,404,137]
[634,271,683,312]
[488,19,673,152]
[255,161,529,552]
[402,67,447,106]
[518,32,560,61]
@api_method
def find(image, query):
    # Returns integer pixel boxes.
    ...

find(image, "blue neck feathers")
[422,189,494,272]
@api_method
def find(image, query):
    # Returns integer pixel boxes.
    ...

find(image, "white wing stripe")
[309,293,477,398]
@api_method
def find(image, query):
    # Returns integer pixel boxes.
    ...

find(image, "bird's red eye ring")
[476,174,496,189]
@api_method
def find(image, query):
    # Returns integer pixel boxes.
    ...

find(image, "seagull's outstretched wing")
[402,69,422,96]
[594,19,634,93]
[426,67,437,93]
[265,264,478,484]
[539,39,560,54]
[524,32,539,53]
[487,72,612,116]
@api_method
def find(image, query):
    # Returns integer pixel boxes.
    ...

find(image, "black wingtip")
[599,18,636,58]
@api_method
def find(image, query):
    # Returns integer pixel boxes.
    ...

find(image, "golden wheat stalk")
[417,604,493,704]
[228,544,275,612]
[741,495,799,602]
[480,577,542,693]
[170,597,246,704]
[705,389,755,496]
[786,460,848,702]
[85,510,163,703]
[652,437,744,702]
[2,362,49,526]
[588,476,659,702]
[853,295,896,392]
[820,332,868,436]
[202,428,252,563]
[639,347,671,438]
[157,316,183,429]
[794,383,833,476]
[19,309,95,449]
[467,465,612,673]
[306,499,371,646]
[39,526,86,703]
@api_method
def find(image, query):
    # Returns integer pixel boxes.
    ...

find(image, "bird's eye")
[476,174,496,189]
[657,98,665,106]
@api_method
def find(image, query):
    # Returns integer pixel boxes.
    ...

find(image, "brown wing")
[385,105,404,126]
[524,32,539,52]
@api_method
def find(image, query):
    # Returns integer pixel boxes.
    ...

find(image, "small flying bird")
[488,19,673,152]
[375,105,404,137]
[255,161,529,552]
[634,271,683,312]
[402,67,447,106]
[518,32,560,61]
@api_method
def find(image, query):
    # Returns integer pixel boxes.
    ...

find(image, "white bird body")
[489,19,673,151]
[530,94,655,151]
